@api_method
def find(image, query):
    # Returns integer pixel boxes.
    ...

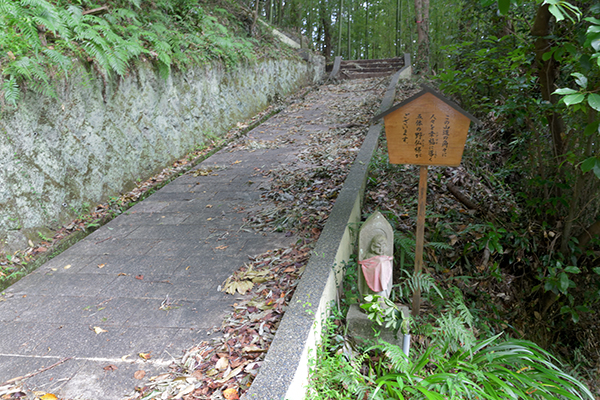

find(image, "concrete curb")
[243,69,404,400]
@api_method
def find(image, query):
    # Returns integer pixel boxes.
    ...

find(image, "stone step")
[338,57,405,79]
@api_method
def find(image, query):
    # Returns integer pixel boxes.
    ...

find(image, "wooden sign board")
[374,86,480,167]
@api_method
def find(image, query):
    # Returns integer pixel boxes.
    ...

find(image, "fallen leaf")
[40,394,58,400]
[223,388,239,400]
[139,352,152,360]
[174,384,195,399]
[135,275,144,280]
[97,263,106,269]
[215,245,228,250]
[192,370,203,380]
[133,370,146,380]
[233,160,242,164]
[242,345,265,353]
[225,280,253,295]
[215,356,229,371]
[117,272,127,276]
[207,218,213,221]
[103,364,118,371]
[206,204,213,208]
[220,365,244,382]
[93,327,107,334]
[64,265,71,269]
[121,354,132,362]
[28,239,34,247]
[38,247,47,252]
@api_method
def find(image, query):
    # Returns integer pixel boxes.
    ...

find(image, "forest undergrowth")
[0,0,293,107]
[309,80,600,399]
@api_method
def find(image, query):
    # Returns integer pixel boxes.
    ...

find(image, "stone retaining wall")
[0,53,324,252]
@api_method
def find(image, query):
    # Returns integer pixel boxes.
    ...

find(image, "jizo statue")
[358,211,394,300]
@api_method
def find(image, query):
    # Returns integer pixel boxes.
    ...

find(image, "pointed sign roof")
[372,84,482,125]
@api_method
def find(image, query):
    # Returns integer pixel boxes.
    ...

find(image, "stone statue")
[358,211,394,300]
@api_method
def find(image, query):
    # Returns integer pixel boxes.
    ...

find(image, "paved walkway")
[0,80,383,399]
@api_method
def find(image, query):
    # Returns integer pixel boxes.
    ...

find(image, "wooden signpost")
[373,85,481,318]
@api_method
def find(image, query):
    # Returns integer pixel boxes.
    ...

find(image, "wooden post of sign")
[372,85,481,319]
[411,165,428,317]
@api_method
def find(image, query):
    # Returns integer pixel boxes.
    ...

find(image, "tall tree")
[414,0,429,73]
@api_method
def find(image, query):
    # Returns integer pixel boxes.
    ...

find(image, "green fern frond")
[395,235,416,262]
[379,340,410,373]
[448,287,474,327]
[7,57,35,79]
[157,60,171,80]
[434,313,476,354]
[426,241,453,251]
[399,271,443,300]
[126,0,141,8]
[42,48,71,74]
[28,78,56,98]
[2,76,20,106]
[64,4,83,25]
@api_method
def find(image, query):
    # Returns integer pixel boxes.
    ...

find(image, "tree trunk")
[531,4,565,159]
[347,0,352,58]
[251,0,261,37]
[396,0,401,57]
[337,0,343,57]
[322,17,332,60]
[560,111,596,254]
[414,0,429,74]
[364,1,369,59]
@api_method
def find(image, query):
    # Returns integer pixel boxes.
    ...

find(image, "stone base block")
[346,303,410,347]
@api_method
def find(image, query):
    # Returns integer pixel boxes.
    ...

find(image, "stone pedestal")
[346,304,410,347]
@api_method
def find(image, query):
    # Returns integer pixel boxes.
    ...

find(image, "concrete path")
[0,80,383,399]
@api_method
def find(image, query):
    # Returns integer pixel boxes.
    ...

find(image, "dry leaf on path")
[223,388,239,400]
[93,327,107,334]
[133,370,146,380]
[139,352,152,360]
[103,364,118,371]
[174,384,195,399]
[40,394,58,400]
[192,370,203,380]
[215,356,229,371]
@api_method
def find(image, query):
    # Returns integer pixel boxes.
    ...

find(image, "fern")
[42,48,71,75]
[2,76,20,106]
[397,270,443,301]
[426,241,453,251]
[372,339,410,373]
[395,234,416,264]
[1,0,257,105]
[432,289,476,354]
